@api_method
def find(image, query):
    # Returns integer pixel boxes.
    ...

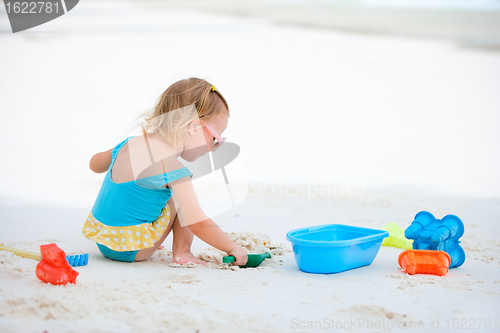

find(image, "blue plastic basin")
[286,224,389,274]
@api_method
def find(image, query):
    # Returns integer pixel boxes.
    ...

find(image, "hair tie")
[211,85,217,92]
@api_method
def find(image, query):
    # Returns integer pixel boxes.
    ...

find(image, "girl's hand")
[228,245,248,266]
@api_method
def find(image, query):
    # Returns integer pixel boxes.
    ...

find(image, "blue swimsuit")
[81,135,193,262]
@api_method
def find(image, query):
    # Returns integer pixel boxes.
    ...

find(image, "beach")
[0,0,499,332]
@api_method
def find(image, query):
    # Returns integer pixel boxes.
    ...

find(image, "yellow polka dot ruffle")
[81,204,170,252]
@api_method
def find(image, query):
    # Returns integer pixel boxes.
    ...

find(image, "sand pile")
[167,231,290,270]
[226,231,289,256]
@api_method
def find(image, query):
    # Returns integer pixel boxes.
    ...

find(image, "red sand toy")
[36,243,79,285]
[398,249,451,276]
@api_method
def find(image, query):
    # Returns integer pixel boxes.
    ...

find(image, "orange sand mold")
[398,249,451,276]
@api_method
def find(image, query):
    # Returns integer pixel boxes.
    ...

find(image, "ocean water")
[268,0,500,10]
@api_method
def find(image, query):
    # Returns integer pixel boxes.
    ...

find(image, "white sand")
[1,190,499,332]
[1,1,499,332]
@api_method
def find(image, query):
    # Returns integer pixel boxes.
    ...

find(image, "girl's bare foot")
[173,251,207,265]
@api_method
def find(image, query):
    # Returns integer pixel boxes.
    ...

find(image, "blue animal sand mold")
[286,224,389,274]
[405,211,465,268]
[66,253,89,267]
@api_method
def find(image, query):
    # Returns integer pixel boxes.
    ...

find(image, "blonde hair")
[133,77,230,148]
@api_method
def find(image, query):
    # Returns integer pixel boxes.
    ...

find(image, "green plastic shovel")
[222,253,271,268]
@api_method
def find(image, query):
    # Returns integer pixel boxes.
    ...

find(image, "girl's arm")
[169,172,248,265]
[89,148,113,173]
[187,218,235,252]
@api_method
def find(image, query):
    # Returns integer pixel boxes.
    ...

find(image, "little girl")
[81,77,248,265]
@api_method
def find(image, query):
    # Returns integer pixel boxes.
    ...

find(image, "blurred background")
[0,0,499,211]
